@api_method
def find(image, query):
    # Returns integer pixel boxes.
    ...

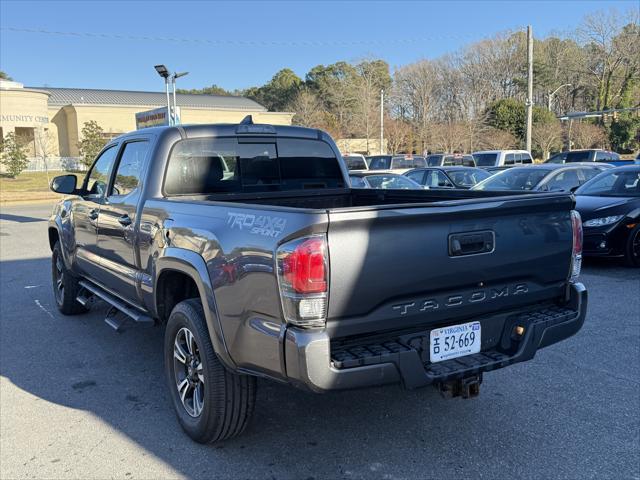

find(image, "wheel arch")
[155,248,236,370]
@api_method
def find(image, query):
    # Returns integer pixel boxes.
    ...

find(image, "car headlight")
[583,215,624,227]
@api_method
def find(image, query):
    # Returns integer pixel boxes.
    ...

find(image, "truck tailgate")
[326,193,574,337]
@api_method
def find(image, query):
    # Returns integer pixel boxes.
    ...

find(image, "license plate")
[430,321,481,363]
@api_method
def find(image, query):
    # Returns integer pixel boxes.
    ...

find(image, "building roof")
[28,86,267,111]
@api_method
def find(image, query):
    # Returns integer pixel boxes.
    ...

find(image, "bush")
[0,132,29,178]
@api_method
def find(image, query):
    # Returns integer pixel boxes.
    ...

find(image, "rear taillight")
[570,210,583,282]
[277,235,328,328]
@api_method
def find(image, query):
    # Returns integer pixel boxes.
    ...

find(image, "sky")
[0,0,637,92]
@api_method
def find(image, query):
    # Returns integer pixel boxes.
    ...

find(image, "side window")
[545,169,581,191]
[581,168,601,182]
[520,153,533,164]
[436,171,454,187]
[110,141,149,197]
[84,146,118,198]
[595,151,607,162]
[406,170,425,184]
[505,153,516,165]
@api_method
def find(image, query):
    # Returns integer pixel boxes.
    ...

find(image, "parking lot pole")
[380,89,384,154]
[526,25,533,153]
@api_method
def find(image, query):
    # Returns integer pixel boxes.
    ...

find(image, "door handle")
[88,209,99,221]
[118,215,132,227]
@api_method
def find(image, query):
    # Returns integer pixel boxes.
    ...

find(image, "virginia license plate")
[430,321,481,363]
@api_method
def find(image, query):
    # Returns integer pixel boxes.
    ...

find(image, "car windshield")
[343,155,367,170]
[365,174,421,189]
[576,169,640,197]
[445,168,491,187]
[473,153,498,167]
[391,156,427,169]
[368,156,392,170]
[566,151,592,162]
[472,168,551,191]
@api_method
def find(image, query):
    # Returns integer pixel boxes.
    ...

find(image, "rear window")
[343,155,367,170]
[473,153,498,167]
[368,156,392,170]
[164,137,344,195]
[426,155,443,166]
[391,156,426,169]
[566,151,592,162]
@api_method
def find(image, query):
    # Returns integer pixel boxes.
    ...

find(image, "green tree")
[0,132,29,178]
[176,84,231,96]
[77,121,107,167]
[609,113,640,152]
[245,68,302,111]
[0,71,12,80]
[487,99,560,147]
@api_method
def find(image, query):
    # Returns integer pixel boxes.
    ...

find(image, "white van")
[472,150,533,168]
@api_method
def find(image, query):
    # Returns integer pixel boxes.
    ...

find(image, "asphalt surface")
[1,202,639,480]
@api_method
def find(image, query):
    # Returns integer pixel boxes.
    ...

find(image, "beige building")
[0,80,293,166]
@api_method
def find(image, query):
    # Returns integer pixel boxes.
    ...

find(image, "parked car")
[47,119,587,444]
[472,150,533,168]
[368,154,427,171]
[472,164,611,192]
[350,171,423,189]
[574,165,640,266]
[545,149,623,166]
[405,167,491,189]
[342,153,368,170]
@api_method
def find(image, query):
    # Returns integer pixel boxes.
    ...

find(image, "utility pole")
[525,25,533,153]
[380,89,384,154]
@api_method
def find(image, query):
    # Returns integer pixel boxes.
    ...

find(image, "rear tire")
[624,225,640,267]
[51,241,87,315]
[164,299,256,444]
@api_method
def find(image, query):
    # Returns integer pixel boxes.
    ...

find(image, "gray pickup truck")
[48,118,587,443]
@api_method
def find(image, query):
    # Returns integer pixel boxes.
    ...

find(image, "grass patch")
[0,171,83,204]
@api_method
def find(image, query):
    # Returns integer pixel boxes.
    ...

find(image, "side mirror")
[569,185,579,193]
[50,174,77,194]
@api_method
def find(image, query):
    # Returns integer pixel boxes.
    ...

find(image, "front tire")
[51,240,87,315]
[624,225,640,267]
[164,299,256,444]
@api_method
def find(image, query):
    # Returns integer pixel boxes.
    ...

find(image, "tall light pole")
[380,89,384,154]
[525,25,533,153]
[154,64,171,125]
[548,83,572,111]
[171,71,189,125]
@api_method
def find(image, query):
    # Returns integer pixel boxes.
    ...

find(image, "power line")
[1,26,482,47]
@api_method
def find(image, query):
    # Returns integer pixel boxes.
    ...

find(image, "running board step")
[78,280,153,330]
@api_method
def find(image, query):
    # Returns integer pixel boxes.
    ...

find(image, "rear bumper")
[284,282,587,392]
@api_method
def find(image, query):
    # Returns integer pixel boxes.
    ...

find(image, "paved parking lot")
[1,203,639,480]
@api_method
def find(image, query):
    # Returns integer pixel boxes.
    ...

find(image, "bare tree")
[569,121,609,149]
[290,89,324,129]
[384,118,411,154]
[533,120,563,160]
[33,128,58,183]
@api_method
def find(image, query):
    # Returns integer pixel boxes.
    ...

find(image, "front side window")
[473,168,551,191]
[576,170,640,197]
[84,146,118,198]
[543,169,581,191]
[111,141,149,197]
[406,170,425,184]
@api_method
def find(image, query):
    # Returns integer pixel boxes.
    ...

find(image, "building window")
[15,127,35,156]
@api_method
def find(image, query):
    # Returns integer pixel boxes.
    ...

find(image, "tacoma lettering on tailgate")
[392,283,529,316]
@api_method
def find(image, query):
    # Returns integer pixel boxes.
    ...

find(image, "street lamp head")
[173,71,189,79]
[154,65,170,79]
